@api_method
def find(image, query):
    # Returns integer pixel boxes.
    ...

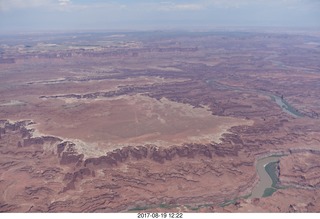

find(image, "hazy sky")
[0,0,320,32]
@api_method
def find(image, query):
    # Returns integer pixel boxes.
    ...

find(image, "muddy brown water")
[251,156,280,198]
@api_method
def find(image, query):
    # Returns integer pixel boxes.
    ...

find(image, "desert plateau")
[0,30,320,212]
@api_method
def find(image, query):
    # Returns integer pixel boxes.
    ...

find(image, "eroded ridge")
[0,120,258,212]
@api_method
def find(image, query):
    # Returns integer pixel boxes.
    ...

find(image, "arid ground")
[0,30,320,212]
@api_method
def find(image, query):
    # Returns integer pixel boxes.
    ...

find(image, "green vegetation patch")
[128,206,149,211]
[220,200,236,207]
[128,203,179,212]
[219,193,252,207]
[159,203,178,209]
[186,205,200,211]
[241,193,252,199]
[265,161,279,188]
[262,187,277,197]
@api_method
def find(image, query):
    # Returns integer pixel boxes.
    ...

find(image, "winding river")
[204,75,302,201]
[270,95,303,118]
[205,79,303,118]
[251,156,281,198]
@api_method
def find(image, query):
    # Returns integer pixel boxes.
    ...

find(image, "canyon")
[0,30,320,212]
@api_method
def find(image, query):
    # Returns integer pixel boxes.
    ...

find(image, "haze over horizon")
[0,0,320,33]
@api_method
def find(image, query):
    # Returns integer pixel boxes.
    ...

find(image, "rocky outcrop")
[56,141,84,165]
[1,120,34,138]
[289,148,320,155]
[84,143,223,168]
[24,186,54,196]
[62,168,92,192]
[23,136,61,147]
[279,151,320,189]
[0,202,18,212]
[60,152,84,165]
[19,127,32,139]
[23,138,45,147]
[56,141,75,157]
